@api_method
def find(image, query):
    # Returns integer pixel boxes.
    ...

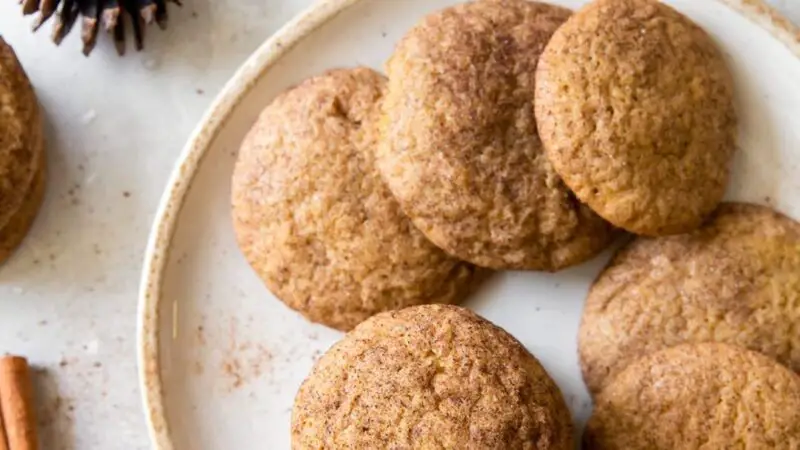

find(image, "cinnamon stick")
[0,357,38,450]
[0,398,8,450]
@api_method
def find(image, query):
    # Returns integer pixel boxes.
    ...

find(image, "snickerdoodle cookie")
[0,153,45,264]
[0,38,46,264]
[292,305,574,449]
[377,0,614,271]
[231,68,483,331]
[584,343,800,449]
[535,0,736,236]
[579,203,800,396]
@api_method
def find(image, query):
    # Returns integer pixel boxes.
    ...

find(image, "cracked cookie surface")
[377,0,614,271]
[584,343,800,449]
[292,305,574,449]
[579,203,800,395]
[535,0,736,236]
[231,68,483,331]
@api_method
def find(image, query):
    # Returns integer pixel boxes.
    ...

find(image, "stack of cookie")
[0,38,46,265]
[231,3,592,445]
[231,0,800,447]
[578,203,800,448]
[231,0,622,335]
[542,1,800,448]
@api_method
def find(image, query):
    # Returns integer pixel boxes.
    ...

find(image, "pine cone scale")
[19,0,179,55]
[21,0,39,15]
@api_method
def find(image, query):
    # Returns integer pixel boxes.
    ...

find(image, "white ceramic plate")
[137,1,800,448]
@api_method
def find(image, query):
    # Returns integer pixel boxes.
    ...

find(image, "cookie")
[231,68,484,331]
[578,203,800,395]
[0,38,46,264]
[292,304,574,449]
[0,153,46,264]
[535,0,736,236]
[377,0,614,271]
[584,343,800,449]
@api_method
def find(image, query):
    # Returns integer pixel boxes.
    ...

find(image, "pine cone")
[18,0,182,56]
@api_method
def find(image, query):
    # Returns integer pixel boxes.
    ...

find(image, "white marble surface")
[0,1,797,448]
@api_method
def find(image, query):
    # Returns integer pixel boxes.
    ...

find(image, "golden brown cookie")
[231,68,484,331]
[584,343,800,449]
[0,153,46,264]
[0,38,46,264]
[578,203,800,396]
[292,304,574,449]
[535,0,736,236]
[377,0,614,271]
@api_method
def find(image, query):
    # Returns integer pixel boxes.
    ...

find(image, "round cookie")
[578,203,800,395]
[377,0,614,271]
[535,0,736,236]
[584,343,800,449]
[292,304,574,449]
[231,68,484,331]
[0,38,46,264]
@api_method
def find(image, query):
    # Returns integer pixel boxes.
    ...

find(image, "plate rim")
[136,0,800,448]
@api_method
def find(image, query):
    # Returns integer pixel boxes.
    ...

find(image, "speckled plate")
[137,0,800,448]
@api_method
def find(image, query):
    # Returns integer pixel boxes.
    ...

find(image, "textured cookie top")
[579,203,800,395]
[231,68,482,331]
[0,152,45,265]
[0,38,43,231]
[377,0,614,271]
[535,0,736,236]
[292,305,574,449]
[584,343,800,449]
